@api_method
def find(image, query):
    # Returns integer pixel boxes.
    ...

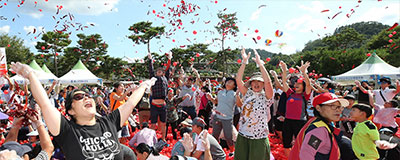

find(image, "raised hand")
[10,62,34,79]
[201,131,211,149]
[26,105,44,128]
[296,61,310,74]
[354,80,361,86]
[279,61,287,71]
[252,49,264,66]
[241,47,251,64]
[269,70,278,78]
[141,77,157,89]
[147,52,152,59]
[181,133,194,152]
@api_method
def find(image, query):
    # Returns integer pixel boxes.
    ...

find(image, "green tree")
[128,21,165,53]
[0,34,33,65]
[322,28,365,50]
[60,42,127,80]
[367,26,400,66]
[215,11,239,76]
[35,31,71,76]
[72,34,108,64]
[334,21,389,39]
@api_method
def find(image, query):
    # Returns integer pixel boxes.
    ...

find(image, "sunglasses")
[72,93,92,101]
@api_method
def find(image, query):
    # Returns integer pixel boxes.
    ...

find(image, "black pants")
[198,109,210,129]
[166,121,179,140]
[283,119,307,148]
[233,113,240,129]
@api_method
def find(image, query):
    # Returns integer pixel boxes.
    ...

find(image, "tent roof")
[41,64,58,78]
[59,60,102,84]
[11,62,57,84]
[29,60,44,71]
[332,53,400,81]
[41,64,52,74]
[71,60,89,70]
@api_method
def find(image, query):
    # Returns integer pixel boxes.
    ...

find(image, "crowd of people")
[0,48,399,160]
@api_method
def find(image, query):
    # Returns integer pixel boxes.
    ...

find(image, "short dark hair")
[352,104,373,118]
[66,85,74,90]
[187,77,195,81]
[201,86,210,93]
[136,143,159,156]
[223,77,237,91]
[179,127,192,137]
[141,122,149,129]
[112,82,122,92]
[156,67,165,73]
[389,100,399,108]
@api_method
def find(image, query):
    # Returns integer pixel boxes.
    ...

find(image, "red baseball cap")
[312,93,349,107]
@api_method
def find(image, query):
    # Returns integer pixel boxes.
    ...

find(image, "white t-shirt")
[194,130,207,152]
[147,154,170,160]
[373,88,397,106]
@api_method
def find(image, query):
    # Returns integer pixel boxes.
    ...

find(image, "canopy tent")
[10,60,57,84]
[58,60,102,85]
[332,53,400,82]
[41,64,57,78]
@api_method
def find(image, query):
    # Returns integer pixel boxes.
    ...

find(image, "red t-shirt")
[285,88,310,121]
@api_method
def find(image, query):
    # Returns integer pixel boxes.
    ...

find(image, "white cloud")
[285,14,326,32]
[299,1,326,13]
[356,3,399,24]
[0,25,10,33]
[17,0,120,18]
[250,8,264,21]
[23,26,35,33]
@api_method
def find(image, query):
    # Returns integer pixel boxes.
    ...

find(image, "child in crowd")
[368,90,400,134]
[340,94,357,138]
[350,104,396,159]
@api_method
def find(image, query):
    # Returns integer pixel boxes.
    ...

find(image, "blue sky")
[0,0,399,59]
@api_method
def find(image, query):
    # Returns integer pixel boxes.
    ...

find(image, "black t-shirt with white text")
[54,110,123,160]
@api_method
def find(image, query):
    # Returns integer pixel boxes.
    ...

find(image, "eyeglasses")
[72,93,92,101]
[323,104,344,110]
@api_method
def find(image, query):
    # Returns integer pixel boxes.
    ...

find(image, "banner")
[0,47,6,76]
[0,47,6,86]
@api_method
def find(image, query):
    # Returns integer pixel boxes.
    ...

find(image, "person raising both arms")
[10,62,157,160]
[234,48,274,160]
[148,51,172,141]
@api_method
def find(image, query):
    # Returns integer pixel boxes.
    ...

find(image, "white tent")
[10,60,57,84]
[58,60,102,85]
[332,53,400,82]
[41,64,57,78]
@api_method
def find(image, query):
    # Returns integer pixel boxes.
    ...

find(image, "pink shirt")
[373,107,399,128]
[300,127,331,159]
